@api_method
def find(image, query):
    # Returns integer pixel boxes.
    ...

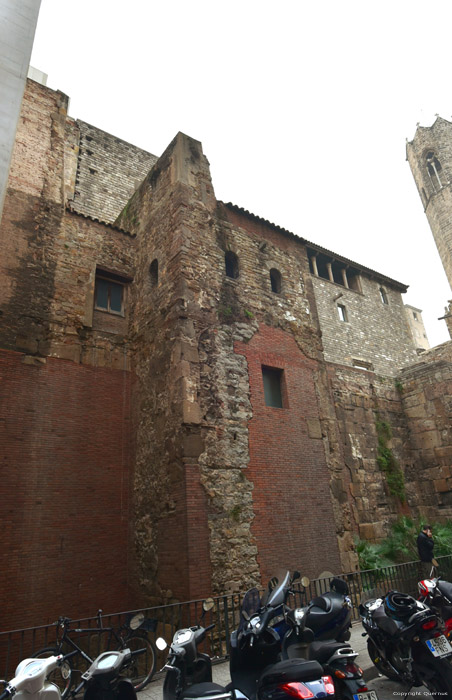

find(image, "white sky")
[30,0,452,347]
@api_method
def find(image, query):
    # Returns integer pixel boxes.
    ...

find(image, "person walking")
[417,524,438,578]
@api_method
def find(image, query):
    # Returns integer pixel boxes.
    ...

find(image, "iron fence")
[1,555,452,681]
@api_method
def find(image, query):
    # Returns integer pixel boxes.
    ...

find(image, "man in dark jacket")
[417,525,437,578]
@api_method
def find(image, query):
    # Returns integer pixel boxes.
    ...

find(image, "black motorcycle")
[157,577,335,700]
[280,579,372,700]
[360,590,452,698]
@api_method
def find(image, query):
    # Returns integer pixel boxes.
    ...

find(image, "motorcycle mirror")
[156,637,168,651]
[129,612,145,630]
[203,598,215,612]
[291,571,301,582]
[301,576,310,588]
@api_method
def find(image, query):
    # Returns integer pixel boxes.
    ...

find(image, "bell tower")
[406,118,452,293]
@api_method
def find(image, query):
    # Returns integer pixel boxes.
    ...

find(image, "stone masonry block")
[182,400,201,425]
[307,417,322,439]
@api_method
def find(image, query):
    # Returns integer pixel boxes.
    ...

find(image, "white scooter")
[0,649,141,700]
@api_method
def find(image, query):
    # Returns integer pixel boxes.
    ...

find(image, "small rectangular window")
[337,304,348,322]
[95,274,125,315]
[262,366,284,408]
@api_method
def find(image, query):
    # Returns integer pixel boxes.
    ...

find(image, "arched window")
[150,258,159,287]
[269,268,282,293]
[425,151,442,190]
[379,286,388,305]
[225,251,239,279]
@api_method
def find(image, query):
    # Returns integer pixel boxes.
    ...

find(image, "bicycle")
[31,609,157,698]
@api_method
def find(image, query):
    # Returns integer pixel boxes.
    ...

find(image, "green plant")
[375,416,406,502]
[244,309,254,319]
[395,380,404,393]
[219,306,233,317]
[354,536,392,571]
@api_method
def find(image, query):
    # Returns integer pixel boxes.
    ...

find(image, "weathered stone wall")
[407,118,452,292]
[0,79,138,629]
[326,364,411,546]
[398,342,452,520]
[313,274,418,377]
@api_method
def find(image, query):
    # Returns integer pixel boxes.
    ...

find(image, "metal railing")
[2,555,452,681]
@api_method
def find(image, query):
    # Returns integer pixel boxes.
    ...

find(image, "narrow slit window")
[225,251,239,279]
[150,258,159,287]
[270,268,282,293]
[262,366,284,408]
[379,287,388,305]
[337,304,348,322]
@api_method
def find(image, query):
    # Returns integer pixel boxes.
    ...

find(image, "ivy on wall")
[375,417,406,503]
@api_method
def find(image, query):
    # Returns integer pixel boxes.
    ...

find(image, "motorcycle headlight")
[294,609,305,623]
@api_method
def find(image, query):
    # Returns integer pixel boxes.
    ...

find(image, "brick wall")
[235,325,342,581]
[0,350,134,629]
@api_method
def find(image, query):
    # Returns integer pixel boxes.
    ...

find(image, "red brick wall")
[235,325,341,582]
[0,350,134,630]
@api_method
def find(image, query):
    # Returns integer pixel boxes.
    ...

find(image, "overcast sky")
[30,0,452,347]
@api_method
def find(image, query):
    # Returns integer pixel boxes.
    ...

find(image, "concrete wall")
[0,0,41,221]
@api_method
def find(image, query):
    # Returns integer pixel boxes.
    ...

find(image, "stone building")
[1,77,452,632]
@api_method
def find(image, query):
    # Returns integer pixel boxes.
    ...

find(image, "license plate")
[353,692,378,700]
[425,634,452,657]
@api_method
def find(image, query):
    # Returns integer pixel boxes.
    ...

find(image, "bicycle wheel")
[119,633,156,691]
[32,647,73,699]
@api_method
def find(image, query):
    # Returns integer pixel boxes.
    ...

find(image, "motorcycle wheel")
[117,633,156,691]
[31,646,73,699]
[367,639,401,682]
[417,654,452,699]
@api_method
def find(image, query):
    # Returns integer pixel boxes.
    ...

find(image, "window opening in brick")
[270,268,282,293]
[379,287,388,305]
[413,311,418,321]
[95,272,126,316]
[150,258,159,287]
[262,366,284,408]
[337,304,348,322]
[225,251,239,279]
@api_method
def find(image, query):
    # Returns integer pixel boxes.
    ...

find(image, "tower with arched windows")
[406,117,452,293]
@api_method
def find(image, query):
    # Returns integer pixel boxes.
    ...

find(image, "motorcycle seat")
[306,592,347,629]
[183,683,229,699]
[373,605,404,635]
[258,658,324,686]
[437,580,452,603]
[307,641,351,665]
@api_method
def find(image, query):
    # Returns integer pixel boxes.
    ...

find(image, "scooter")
[157,576,336,700]
[280,584,373,700]
[0,649,142,700]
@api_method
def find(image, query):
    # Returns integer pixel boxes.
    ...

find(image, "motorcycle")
[157,575,335,700]
[0,649,143,700]
[418,576,452,638]
[360,590,452,698]
[303,578,353,643]
[280,578,372,700]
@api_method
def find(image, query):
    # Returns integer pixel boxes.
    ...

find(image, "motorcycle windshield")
[266,571,291,608]
[238,587,261,633]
